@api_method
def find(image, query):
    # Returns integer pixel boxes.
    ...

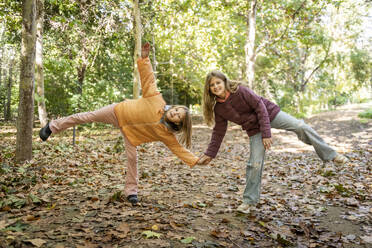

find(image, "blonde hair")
[203,71,240,126]
[166,105,192,148]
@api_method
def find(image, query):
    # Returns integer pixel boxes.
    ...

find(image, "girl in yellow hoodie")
[39,43,199,205]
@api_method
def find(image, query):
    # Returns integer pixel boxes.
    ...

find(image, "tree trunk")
[77,63,86,95]
[0,52,3,117]
[5,59,13,121]
[132,0,141,99]
[16,0,37,163]
[35,0,48,126]
[170,43,174,105]
[152,35,156,72]
[0,53,2,88]
[245,0,257,90]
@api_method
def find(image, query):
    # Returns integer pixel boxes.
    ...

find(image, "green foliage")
[1,220,29,232]
[358,108,372,119]
[1,0,371,120]
[181,237,195,244]
[328,92,349,107]
[110,191,123,203]
[333,184,351,196]
[0,195,26,209]
[350,49,372,88]
[0,0,22,43]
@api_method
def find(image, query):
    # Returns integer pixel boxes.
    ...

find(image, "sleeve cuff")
[204,151,216,159]
[261,132,271,138]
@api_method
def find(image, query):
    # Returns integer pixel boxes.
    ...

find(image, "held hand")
[141,42,150,58]
[198,154,213,165]
[262,138,272,150]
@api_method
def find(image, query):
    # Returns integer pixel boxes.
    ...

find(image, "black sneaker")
[39,122,52,141]
[127,195,138,205]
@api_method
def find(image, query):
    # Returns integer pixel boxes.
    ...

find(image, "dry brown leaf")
[210,229,229,238]
[169,221,181,230]
[25,215,40,221]
[117,222,130,236]
[26,238,46,247]
[0,220,7,229]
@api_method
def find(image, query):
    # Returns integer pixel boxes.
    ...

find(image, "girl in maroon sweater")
[199,70,348,213]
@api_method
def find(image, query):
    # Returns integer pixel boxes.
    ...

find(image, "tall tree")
[132,0,142,99]
[5,58,13,121]
[0,49,3,115]
[0,27,4,116]
[245,0,257,90]
[244,0,306,93]
[35,0,48,126]
[16,0,37,162]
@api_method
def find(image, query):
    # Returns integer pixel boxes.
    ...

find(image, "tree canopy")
[0,0,370,119]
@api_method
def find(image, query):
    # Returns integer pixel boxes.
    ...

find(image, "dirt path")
[0,103,371,248]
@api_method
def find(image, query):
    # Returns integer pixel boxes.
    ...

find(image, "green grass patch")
[358,108,372,119]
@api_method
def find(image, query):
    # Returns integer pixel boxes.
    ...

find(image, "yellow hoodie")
[114,57,198,167]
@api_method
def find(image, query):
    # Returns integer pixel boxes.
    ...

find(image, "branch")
[293,46,309,85]
[87,12,112,70]
[256,1,306,54]
[300,41,331,90]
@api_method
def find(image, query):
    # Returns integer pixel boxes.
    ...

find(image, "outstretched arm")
[137,42,158,97]
[161,133,199,168]
[204,112,228,158]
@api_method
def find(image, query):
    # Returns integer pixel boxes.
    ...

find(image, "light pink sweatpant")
[49,104,138,197]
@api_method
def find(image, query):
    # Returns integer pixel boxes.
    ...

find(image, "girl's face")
[209,76,226,98]
[166,107,186,124]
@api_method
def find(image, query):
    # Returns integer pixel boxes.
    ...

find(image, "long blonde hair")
[203,71,240,126]
[166,105,192,148]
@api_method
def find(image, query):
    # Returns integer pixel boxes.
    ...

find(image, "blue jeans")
[242,111,337,205]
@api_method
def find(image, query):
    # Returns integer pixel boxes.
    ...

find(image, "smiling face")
[166,107,186,125]
[209,76,227,99]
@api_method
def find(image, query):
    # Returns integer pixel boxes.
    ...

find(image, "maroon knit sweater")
[205,85,280,158]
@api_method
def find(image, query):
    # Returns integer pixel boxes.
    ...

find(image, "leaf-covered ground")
[0,103,371,248]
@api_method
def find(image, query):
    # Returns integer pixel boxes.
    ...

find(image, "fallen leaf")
[26,238,46,247]
[210,229,229,238]
[169,221,181,230]
[181,237,195,244]
[117,223,130,236]
[361,235,372,244]
[142,230,162,239]
[25,215,40,221]
[0,220,7,229]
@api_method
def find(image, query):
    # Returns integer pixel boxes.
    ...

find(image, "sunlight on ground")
[0,126,16,134]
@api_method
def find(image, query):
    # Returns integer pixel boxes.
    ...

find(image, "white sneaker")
[333,154,348,165]
[237,203,251,214]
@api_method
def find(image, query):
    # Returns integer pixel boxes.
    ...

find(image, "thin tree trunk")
[77,64,86,95]
[0,53,2,88]
[132,0,141,99]
[245,0,257,90]
[152,35,156,72]
[35,0,48,126]
[5,59,13,121]
[16,0,37,163]
[0,52,3,118]
[170,43,174,105]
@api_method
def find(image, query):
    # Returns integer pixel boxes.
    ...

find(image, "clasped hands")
[197,154,213,165]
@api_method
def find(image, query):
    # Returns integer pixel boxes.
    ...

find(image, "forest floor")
[0,102,371,248]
